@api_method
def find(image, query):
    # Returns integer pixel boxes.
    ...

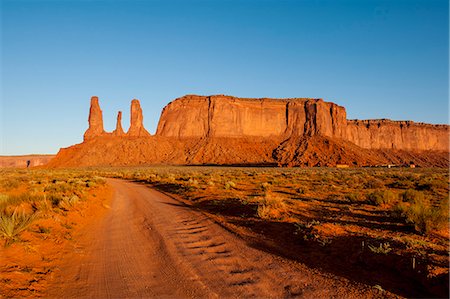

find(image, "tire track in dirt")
[48,179,383,298]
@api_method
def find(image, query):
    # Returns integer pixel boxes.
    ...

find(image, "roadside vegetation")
[1,166,448,298]
[0,169,107,298]
[94,166,449,298]
[0,169,106,246]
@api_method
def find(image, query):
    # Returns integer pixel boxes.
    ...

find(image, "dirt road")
[49,179,380,298]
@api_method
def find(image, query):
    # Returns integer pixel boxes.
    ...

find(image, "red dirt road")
[49,179,383,298]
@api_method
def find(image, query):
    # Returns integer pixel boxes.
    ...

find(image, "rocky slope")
[47,95,449,168]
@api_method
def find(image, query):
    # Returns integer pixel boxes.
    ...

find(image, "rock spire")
[83,96,105,141]
[113,111,125,136]
[127,99,151,137]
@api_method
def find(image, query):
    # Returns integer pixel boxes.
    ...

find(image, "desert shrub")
[92,176,106,185]
[260,182,271,192]
[295,220,320,230]
[345,193,364,202]
[224,181,236,190]
[186,178,199,190]
[393,196,448,234]
[368,242,392,254]
[256,194,286,220]
[0,193,45,210]
[0,194,9,206]
[367,190,397,206]
[85,180,96,188]
[44,181,71,193]
[388,179,415,190]
[37,225,51,234]
[364,178,384,189]
[48,193,64,208]
[416,178,448,192]
[0,209,38,246]
[31,199,52,215]
[166,174,176,183]
[0,178,21,190]
[84,176,106,188]
[187,178,199,186]
[59,195,81,211]
[401,189,425,203]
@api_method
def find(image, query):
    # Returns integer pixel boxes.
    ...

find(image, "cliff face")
[156,95,348,139]
[0,155,55,168]
[346,120,448,151]
[156,95,448,152]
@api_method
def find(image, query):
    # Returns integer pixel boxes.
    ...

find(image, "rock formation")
[83,96,105,140]
[113,111,125,136]
[346,119,448,151]
[84,98,151,140]
[156,95,448,151]
[49,95,449,168]
[156,95,348,139]
[128,99,151,137]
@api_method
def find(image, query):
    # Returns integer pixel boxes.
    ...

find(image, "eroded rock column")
[84,96,105,140]
[113,111,125,136]
[127,99,151,137]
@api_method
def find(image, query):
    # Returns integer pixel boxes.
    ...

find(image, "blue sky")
[1,0,448,155]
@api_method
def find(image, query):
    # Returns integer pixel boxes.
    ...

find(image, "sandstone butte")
[47,95,449,168]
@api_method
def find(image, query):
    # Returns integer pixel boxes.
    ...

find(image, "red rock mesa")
[48,95,449,167]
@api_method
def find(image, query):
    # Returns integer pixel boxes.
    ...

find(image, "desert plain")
[1,95,449,298]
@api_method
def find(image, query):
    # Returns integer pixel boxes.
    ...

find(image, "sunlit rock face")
[83,96,105,140]
[128,99,151,137]
[113,111,125,136]
[84,98,151,140]
[57,94,448,168]
[156,95,448,151]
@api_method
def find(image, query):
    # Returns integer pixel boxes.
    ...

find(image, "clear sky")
[1,0,448,155]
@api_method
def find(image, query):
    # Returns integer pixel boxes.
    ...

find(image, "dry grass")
[256,192,287,220]
[2,166,446,297]
[0,209,39,246]
[394,195,448,234]
[0,169,106,246]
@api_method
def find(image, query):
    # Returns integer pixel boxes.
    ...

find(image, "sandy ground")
[47,179,383,298]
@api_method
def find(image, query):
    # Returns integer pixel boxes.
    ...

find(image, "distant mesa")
[0,155,56,168]
[47,95,449,168]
